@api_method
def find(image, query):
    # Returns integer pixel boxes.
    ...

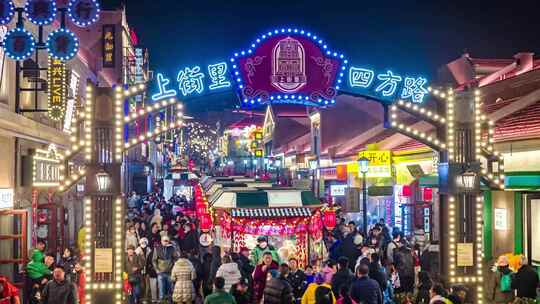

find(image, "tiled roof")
[494,101,540,142]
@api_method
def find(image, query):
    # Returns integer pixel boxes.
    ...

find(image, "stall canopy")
[210,188,320,209]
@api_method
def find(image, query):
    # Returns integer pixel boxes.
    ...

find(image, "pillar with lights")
[389,86,504,303]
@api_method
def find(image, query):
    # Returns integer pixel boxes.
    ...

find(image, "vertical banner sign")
[102,24,115,68]
[47,56,66,121]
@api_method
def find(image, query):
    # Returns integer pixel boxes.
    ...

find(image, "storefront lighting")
[309,159,318,170]
[456,169,476,192]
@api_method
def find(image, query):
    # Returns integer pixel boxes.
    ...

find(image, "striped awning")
[231,207,313,218]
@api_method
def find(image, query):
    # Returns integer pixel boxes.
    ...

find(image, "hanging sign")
[232,28,346,107]
[3,27,35,61]
[47,28,79,61]
[67,0,100,27]
[33,145,61,187]
[330,184,347,196]
[0,188,13,209]
[0,0,15,25]
[102,24,115,68]
[47,56,67,121]
[24,0,56,26]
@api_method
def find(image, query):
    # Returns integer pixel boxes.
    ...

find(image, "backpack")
[500,272,512,292]
[315,285,333,304]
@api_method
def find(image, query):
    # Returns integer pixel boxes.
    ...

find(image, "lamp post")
[243,159,248,175]
[456,168,477,192]
[275,159,282,183]
[358,157,369,236]
[252,159,257,176]
[309,159,318,196]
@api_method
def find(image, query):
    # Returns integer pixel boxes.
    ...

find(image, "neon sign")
[346,66,428,103]
[151,62,232,101]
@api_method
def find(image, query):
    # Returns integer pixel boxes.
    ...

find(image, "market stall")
[209,187,332,267]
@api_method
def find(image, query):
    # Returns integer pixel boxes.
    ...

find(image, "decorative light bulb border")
[24,0,57,26]
[0,0,15,25]
[230,27,347,107]
[3,27,36,61]
[46,28,80,61]
[67,0,100,27]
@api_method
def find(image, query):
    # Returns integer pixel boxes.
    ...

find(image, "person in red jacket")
[252,252,278,303]
[0,275,20,304]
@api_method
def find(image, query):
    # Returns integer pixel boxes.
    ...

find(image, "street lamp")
[243,159,248,174]
[456,168,477,192]
[275,159,282,183]
[95,168,111,193]
[358,157,369,236]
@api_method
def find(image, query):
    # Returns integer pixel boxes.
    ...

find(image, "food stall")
[209,187,329,267]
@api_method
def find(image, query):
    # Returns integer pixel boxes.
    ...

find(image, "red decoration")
[199,213,213,231]
[196,205,207,216]
[402,185,412,197]
[322,209,336,230]
[336,164,348,181]
[423,187,433,201]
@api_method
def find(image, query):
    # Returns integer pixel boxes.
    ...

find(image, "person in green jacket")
[204,277,236,304]
[250,236,280,266]
[27,250,53,281]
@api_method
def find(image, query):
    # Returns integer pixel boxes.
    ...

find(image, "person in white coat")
[215,255,242,292]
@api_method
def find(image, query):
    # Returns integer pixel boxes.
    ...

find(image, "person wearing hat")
[125,245,144,304]
[236,247,254,280]
[300,273,336,304]
[152,235,179,303]
[263,265,294,304]
[136,237,158,303]
[489,255,515,304]
[250,236,281,266]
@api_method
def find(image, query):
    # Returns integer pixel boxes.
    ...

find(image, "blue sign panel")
[345,65,428,103]
[151,61,232,101]
[0,0,15,25]
[47,28,79,61]
[67,0,100,27]
[3,28,36,61]
[24,0,56,26]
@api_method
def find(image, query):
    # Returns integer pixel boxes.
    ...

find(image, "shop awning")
[210,189,321,209]
[419,174,439,187]
[505,172,540,189]
[230,207,313,218]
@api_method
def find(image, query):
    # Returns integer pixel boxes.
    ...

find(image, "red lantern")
[322,209,336,230]
[402,185,412,197]
[423,187,433,201]
[199,213,213,231]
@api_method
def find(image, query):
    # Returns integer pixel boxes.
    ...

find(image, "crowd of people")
[14,188,540,304]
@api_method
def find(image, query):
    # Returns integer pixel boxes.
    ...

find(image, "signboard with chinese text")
[330,184,347,196]
[0,188,13,209]
[94,248,113,273]
[33,145,61,187]
[102,24,115,68]
[358,150,392,177]
[494,208,508,230]
[232,28,345,107]
[47,56,66,121]
[345,66,428,103]
[456,243,474,267]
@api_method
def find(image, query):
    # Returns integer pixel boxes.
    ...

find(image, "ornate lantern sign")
[231,28,346,107]
[67,0,100,27]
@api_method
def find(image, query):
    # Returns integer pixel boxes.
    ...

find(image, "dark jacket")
[42,279,78,304]
[125,254,144,281]
[180,230,198,252]
[415,281,432,304]
[152,244,178,273]
[337,233,361,271]
[209,246,222,281]
[286,269,307,299]
[368,262,387,292]
[237,254,254,280]
[58,256,77,283]
[394,246,415,293]
[253,261,279,302]
[263,276,294,304]
[331,268,354,296]
[350,276,383,304]
[490,266,515,303]
[230,283,250,304]
[512,264,539,299]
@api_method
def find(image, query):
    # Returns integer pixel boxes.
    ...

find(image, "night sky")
[104,0,540,119]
